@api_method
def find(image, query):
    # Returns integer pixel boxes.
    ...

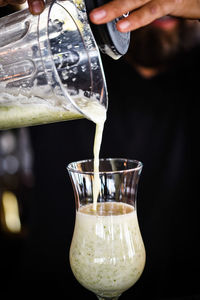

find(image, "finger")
[27,0,45,15]
[116,0,176,32]
[89,0,150,24]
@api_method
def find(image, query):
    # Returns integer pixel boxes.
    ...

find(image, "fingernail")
[90,9,107,22]
[31,0,44,15]
[118,20,130,31]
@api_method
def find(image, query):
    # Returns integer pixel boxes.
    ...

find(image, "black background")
[0,5,199,300]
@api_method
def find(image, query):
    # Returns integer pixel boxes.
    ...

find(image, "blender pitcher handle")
[0,60,36,83]
[0,11,38,84]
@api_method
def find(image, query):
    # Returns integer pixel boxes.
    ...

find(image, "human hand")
[89,0,200,32]
[0,0,45,15]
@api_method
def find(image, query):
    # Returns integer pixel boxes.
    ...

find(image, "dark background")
[0,5,199,300]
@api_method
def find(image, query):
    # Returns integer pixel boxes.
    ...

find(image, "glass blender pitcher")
[0,0,130,130]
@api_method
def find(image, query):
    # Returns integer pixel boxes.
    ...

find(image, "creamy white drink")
[92,120,106,211]
[0,91,107,130]
[70,202,146,298]
[80,99,107,211]
[0,101,83,130]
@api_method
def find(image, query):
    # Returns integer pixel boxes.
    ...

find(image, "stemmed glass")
[67,158,146,300]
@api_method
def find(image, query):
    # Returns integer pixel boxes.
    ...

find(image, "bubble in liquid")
[91,61,98,70]
[84,91,92,98]
[81,65,87,72]
[61,70,69,80]
[72,67,78,75]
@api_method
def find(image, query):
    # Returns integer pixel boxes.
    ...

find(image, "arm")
[89,0,200,32]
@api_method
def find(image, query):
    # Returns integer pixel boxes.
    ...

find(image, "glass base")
[96,295,121,300]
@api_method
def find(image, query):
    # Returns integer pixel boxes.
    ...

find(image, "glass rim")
[67,158,143,175]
